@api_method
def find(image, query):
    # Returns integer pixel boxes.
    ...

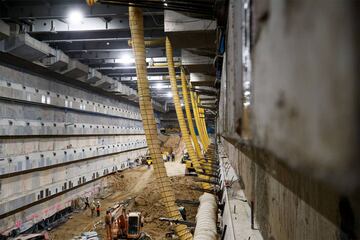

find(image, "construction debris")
[50,162,201,240]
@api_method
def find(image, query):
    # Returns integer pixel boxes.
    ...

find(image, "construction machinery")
[126,212,144,239]
[145,156,153,166]
[140,152,152,166]
[181,152,196,174]
[181,152,190,164]
[107,200,151,240]
[185,161,196,174]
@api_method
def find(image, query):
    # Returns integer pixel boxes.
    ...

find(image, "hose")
[165,37,202,173]
[128,38,165,47]
[197,94,210,148]
[180,69,215,178]
[190,90,208,151]
[198,97,210,146]
[129,7,192,240]
[86,0,97,6]
[193,193,218,240]
[180,68,202,160]
[166,38,214,189]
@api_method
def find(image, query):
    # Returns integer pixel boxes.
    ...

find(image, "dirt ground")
[49,162,200,240]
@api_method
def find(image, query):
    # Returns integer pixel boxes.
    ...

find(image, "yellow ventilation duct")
[86,0,97,6]
[197,95,210,148]
[198,97,210,147]
[128,38,165,47]
[181,69,215,175]
[180,68,203,160]
[165,37,202,173]
[190,90,208,151]
[129,7,192,240]
[166,38,214,189]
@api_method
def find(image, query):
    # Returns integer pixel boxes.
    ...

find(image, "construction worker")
[105,210,112,240]
[179,206,187,221]
[119,208,127,237]
[90,200,96,217]
[96,201,101,217]
[84,197,90,210]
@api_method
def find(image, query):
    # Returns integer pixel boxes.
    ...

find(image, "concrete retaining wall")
[0,62,149,235]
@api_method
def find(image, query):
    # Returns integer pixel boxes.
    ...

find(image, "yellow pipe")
[181,70,215,174]
[165,37,202,173]
[196,93,210,147]
[86,0,97,6]
[166,38,212,189]
[180,68,203,160]
[151,62,181,67]
[190,90,208,151]
[197,96,210,146]
[190,90,204,150]
[129,7,192,240]
[200,105,211,146]
[128,38,165,47]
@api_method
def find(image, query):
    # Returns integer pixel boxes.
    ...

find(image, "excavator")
[181,152,196,174]
[108,200,151,240]
[140,151,152,166]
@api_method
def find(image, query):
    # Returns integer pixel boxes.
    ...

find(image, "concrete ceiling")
[0,0,218,111]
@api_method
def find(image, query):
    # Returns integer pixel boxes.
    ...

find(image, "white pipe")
[194,193,218,240]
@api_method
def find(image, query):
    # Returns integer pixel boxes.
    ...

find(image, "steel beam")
[0,2,162,20]
[67,47,172,60]
[30,28,165,42]
[28,16,163,32]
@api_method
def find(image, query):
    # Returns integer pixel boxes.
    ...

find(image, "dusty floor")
[49,161,200,240]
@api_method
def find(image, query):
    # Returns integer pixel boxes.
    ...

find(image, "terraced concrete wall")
[0,63,148,234]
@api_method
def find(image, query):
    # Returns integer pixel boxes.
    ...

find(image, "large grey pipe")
[194,193,218,240]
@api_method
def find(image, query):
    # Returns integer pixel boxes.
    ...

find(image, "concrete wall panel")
[251,0,360,189]
[221,138,360,240]
[0,62,149,235]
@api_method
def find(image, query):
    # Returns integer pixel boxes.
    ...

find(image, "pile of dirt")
[133,176,201,239]
[49,167,152,240]
[159,134,187,162]
[159,134,182,154]
[50,164,201,240]
[158,134,169,144]
[163,135,180,149]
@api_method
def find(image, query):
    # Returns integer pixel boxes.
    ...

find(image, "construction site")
[0,0,359,240]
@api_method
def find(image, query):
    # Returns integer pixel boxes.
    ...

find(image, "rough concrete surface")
[222,138,360,240]
[0,62,147,236]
